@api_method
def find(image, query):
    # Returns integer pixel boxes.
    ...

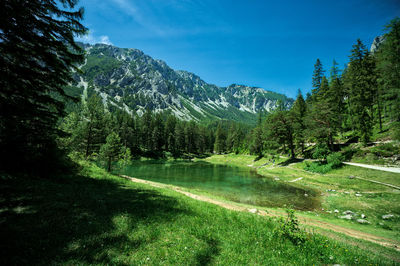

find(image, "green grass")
[202,154,400,244]
[0,160,398,264]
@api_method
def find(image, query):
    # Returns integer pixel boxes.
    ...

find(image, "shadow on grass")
[278,158,304,166]
[0,172,190,264]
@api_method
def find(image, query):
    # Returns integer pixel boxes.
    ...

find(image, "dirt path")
[344,162,400,174]
[120,175,400,252]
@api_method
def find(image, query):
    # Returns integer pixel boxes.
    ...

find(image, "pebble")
[248,208,258,214]
[339,214,353,220]
[382,214,394,220]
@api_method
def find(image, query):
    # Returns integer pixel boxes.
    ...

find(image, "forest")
[55,19,400,174]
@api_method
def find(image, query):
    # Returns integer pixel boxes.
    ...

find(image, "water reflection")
[120,161,320,210]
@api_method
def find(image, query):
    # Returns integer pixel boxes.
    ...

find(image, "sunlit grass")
[0,160,397,264]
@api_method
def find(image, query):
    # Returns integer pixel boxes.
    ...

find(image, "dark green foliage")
[311,59,325,100]
[376,18,400,122]
[99,132,123,172]
[291,90,307,154]
[343,39,375,144]
[304,161,333,174]
[265,111,296,158]
[326,152,344,168]
[214,122,226,154]
[312,144,330,161]
[0,0,86,174]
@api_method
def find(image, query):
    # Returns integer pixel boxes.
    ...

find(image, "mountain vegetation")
[1,0,399,264]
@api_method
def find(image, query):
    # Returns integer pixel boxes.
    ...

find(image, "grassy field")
[200,154,400,244]
[1,160,398,264]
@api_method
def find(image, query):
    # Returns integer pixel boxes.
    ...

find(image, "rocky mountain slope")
[69,43,293,123]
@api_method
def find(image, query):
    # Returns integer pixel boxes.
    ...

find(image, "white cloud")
[76,31,113,45]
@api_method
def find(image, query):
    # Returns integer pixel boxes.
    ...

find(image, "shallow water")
[120,161,320,210]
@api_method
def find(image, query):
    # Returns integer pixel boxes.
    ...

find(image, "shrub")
[274,209,307,245]
[370,143,400,157]
[326,152,344,168]
[312,144,330,161]
[304,162,333,174]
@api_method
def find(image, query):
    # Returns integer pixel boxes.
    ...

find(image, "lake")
[119,161,320,210]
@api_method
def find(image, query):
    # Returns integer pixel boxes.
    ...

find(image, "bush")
[326,152,344,168]
[274,209,307,245]
[370,143,400,157]
[304,161,333,174]
[312,144,330,161]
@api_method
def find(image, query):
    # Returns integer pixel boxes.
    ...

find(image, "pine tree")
[0,0,86,173]
[81,95,108,158]
[376,18,400,122]
[311,59,325,100]
[99,132,122,172]
[291,90,307,154]
[266,111,295,158]
[344,39,375,144]
[214,122,226,154]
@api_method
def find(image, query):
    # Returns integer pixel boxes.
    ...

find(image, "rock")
[349,175,355,179]
[274,177,280,181]
[334,209,339,213]
[248,208,258,214]
[361,214,366,219]
[379,222,384,226]
[355,193,362,197]
[344,191,350,194]
[382,214,394,220]
[343,210,355,215]
[304,193,308,197]
[339,214,353,220]
[357,219,370,224]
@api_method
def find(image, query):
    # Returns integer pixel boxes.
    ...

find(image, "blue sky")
[77,0,399,98]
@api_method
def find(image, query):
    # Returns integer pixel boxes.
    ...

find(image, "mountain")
[68,43,293,124]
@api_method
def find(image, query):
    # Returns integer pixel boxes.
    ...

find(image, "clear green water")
[120,161,320,210]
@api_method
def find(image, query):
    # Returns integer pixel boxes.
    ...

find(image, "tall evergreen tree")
[344,39,375,144]
[0,0,86,172]
[291,90,307,154]
[376,17,400,122]
[214,122,226,154]
[311,59,325,100]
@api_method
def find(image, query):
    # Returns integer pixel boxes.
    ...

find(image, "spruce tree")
[311,59,325,101]
[376,18,400,122]
[344,39,375,144]
[214,122,226,154]
[291,90,307,154]
[0,0,86,173]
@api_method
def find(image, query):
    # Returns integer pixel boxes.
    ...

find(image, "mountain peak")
[70,43,293,124]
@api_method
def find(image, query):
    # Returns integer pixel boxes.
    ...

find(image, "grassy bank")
[0,160,398,264]
[200,154,400,244]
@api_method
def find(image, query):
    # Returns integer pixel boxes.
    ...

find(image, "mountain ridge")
[69,42,294,124]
